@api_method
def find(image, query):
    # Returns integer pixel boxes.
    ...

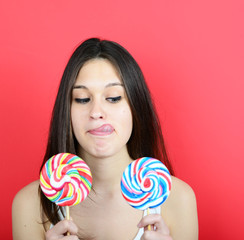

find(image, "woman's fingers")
[141,230,172,240]
[60,236,79,240]
[45,220,78,239]
[138,214,170,235]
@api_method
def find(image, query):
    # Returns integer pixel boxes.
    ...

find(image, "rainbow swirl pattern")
[40,153,92,206]
[121,157,171,210]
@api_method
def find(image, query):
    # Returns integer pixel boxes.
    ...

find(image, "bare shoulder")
[13,180,40,200]
[12,180,45,240]
[162,176,199,240]
[12,180,41,214]
[170,176,196,204]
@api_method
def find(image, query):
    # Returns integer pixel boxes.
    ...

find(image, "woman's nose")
[89,100,105,120]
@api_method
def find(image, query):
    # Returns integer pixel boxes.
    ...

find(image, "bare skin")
[12,176,198,240]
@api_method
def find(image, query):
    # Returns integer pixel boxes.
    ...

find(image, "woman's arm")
[12,180,45,240]
[12,180,79,240]
[163,176,198,240]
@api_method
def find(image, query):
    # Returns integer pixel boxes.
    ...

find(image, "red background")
[1,0,243,239]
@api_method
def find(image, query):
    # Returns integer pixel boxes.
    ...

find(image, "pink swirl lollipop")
[40,153,92,207]
[121,157,171,210]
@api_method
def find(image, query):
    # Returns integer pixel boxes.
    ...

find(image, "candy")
[40,153,92,206]
[121,157,171,210]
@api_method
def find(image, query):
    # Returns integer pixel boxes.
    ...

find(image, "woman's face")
[71,58,133,160]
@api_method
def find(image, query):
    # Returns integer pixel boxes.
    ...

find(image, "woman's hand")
[137,214,172,240]
[45,220,79,240]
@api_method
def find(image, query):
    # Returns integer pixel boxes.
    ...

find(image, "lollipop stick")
[147,208,151,231]
[66,206,70,236]
[66,206,70,220]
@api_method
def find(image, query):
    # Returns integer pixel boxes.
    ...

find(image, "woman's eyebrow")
[73,85,87,89]
[73,82,124,89]
[105,82,124,88]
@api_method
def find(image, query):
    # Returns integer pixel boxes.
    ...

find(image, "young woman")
[12,38,198,240]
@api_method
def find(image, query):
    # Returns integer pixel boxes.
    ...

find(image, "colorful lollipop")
[40,153,92,212]
[121,157,171,211]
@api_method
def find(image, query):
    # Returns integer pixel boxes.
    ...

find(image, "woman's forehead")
[74,58,122,87]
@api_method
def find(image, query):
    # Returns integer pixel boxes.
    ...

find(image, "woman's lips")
[88,124,114,136]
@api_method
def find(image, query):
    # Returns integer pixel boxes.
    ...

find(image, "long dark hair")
[39,38,174,225]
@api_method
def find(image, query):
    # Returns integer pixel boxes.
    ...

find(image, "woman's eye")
[75,98,90,104]
[106,96,121,103]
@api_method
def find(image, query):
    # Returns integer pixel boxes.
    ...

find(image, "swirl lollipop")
[40,153,92,219]
[121,157,171,212]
